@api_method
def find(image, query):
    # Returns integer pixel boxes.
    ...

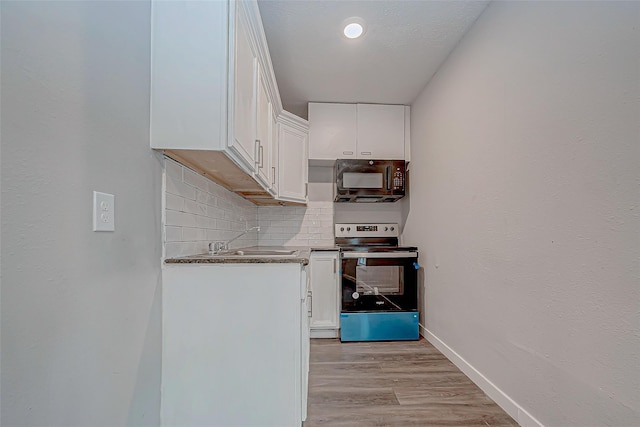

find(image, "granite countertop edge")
[164,246,338,265]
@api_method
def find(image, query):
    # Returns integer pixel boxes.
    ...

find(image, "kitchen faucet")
[209,226,260,254]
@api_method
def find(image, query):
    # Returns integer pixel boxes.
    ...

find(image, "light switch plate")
[93,191,115,232]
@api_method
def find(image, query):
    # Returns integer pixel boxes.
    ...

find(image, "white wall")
[405,2,640,426]
[1,2,162,425]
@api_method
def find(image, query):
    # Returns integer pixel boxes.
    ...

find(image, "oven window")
[342,257,418,312]
[355,265,404,295]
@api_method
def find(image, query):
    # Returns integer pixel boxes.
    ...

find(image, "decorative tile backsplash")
[257,201,334,247]
[162,158,336,258]
[163,157,258,258]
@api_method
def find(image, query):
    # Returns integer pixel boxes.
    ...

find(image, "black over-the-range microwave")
[334,159,406,203]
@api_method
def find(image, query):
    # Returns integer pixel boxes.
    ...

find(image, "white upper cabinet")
[356,104,405,159]
[277,112,309,204]
[269,110,279,195]
[150,0,229,153]
[150,0,308,205]
[232,4,259,169]
[254,64,272,189]
[308,102,411,164]
[308,103,357,161]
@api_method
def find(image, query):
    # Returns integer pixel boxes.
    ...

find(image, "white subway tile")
[195,215,210,229]
[262,214,285,221]
[217,219,231,231]
[163,157,258,259]
[205,194,217,207]
[165,226,182,242]
[184,168,209,191]
[310,239,335,247]
[165,241,193,258]
[183,199,200,215]
[207,229,227,241]
[207,180,223,196]
[217,199,232,211]
[206,206,224,219]
[195,189,209,205]
[224,210,240,221]
[166,175,196,200]
[165,193,184,212]
[285,238,306,246]
[182,227,207,241]
[165,158,183,180]
[259,238,286,246]
[164,242,182,258]
[262,225,284,234]
[166,210,198,227]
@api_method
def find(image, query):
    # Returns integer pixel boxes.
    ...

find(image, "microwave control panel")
[393,168,404,190]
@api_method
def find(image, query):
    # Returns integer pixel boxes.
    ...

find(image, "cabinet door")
[150,0,228,151]
[278,123,308,203]
[308,103,357,162]
[270,111,279,195]
[357,104,405,159]
[232,5,258,170]
[301,267,310,421]
[254,66,271,188]
[310,252,340,335]
[162,263,304,426]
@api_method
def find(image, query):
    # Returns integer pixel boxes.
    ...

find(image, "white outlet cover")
[93,191,115,232]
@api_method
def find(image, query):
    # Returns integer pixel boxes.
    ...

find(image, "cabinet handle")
[259,144,264,168]
[360,151,372,155]
[343,151,354,155]
[272,166,276,185]
[333,258,336,274]
[308,290,313,317]
[305,183,308,198]
[254,140,260,165]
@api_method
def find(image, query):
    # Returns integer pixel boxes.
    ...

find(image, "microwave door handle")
[386,166,391,190]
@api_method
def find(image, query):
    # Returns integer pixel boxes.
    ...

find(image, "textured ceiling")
[258,0,490,118]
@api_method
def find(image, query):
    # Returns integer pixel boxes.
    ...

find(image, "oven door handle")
[341,251,418,259]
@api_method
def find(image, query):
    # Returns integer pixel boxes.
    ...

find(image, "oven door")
[341,251,418,312]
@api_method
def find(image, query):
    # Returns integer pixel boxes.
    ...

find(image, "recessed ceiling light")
[342,18,365,39]
[344,22,364,39]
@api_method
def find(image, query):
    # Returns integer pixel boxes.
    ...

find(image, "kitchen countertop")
[165,246,317,265]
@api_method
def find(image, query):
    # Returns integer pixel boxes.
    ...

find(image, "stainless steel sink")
[219,249,298,257]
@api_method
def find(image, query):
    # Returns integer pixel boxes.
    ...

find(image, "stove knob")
[347,227,351,231]
[390,226,395,231]
[384,227,389,231]
[340,227,344,232]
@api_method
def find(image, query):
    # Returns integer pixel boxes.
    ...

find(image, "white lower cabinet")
[162,263,310,427]
[310,251,340,338]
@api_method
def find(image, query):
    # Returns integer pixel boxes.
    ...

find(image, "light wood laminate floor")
[304,338,519,427]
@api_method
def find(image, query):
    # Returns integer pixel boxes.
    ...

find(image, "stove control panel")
[335,223,399,238]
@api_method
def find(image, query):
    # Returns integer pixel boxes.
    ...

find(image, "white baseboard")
[420,325,544,427]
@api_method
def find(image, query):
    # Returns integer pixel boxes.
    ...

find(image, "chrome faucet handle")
[209,241,227,254]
